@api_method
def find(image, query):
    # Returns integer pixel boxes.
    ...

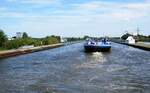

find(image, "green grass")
[0,47,6,51]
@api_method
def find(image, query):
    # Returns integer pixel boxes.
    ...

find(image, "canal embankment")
[0,43,64,58]
[0,40,84,59]
[112,40,150,51]
[65,40,84,45]
[121,42,150,51]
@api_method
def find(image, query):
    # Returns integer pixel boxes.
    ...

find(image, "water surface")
[0,43,150,93]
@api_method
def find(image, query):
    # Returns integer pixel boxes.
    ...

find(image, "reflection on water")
[76,52,105,69]
[90,52,106,62]
[0,43,150,93]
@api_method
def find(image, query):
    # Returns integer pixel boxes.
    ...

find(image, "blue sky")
[0,0,150,37]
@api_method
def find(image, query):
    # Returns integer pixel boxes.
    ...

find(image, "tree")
[22,32,28,38]
[51,35,61,42]
[121,33,132,40]
[0,29,7,47]
[83,35,90,40]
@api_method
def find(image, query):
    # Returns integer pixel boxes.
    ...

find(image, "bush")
[3,36,60,49]
[4,38,35,49]
[4,40,20,49]
[0,30,7,47]
[0,30,60,49]
[42,36,59,45]
[33,40,42,47]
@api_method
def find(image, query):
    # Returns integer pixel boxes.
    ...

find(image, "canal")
[0,42,150,93]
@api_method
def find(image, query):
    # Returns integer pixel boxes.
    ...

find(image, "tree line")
[121,33,150,42]
[0,29,61,50]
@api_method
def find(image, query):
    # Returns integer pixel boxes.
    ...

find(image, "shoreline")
[0,43,64,59]
[113,41,150,51]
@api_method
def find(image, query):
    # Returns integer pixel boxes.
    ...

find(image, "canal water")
[0,43,150,93]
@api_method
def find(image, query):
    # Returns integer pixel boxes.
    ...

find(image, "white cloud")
[145,0,150,2]
[1,1,150,37]
[4,0,150,20]
[7,0,62,7]
[108,11,146,21]
[21,0,56,4]
[0,7,7,11]
[0,8,27,18]
[70,1,150,21]
[76,2,104,10]
[8,0,57,4]
[4,15,123,37]
[122,3,150,10]
[1,12,24,18]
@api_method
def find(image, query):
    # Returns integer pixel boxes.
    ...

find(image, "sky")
[0,0,150,38]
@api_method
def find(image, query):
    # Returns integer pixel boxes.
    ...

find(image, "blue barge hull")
[84,45,111,52]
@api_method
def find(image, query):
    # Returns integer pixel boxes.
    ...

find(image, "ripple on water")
[106,64,128,72]
[75,52,106,69]
[0,43,150,93]
[104,84,143,90]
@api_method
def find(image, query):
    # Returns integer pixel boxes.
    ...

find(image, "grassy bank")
[0,43,64,59]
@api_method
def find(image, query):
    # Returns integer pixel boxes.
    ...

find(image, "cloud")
[0,11,27,18]
[4,15,124,37]
[4,0,150,20]
[0,7,7,11]
[112,3,150,20]
[108,11,146,21]
[0,7,27,18]
[122,3,150,10]
[145,0,150,2]
[7,0,58,4]
[70,1,150,21]
[1,10,27,18]
[1,0,150,37]
[7,0,62,8]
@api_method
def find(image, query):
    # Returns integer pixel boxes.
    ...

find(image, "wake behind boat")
[84,38,111,52]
